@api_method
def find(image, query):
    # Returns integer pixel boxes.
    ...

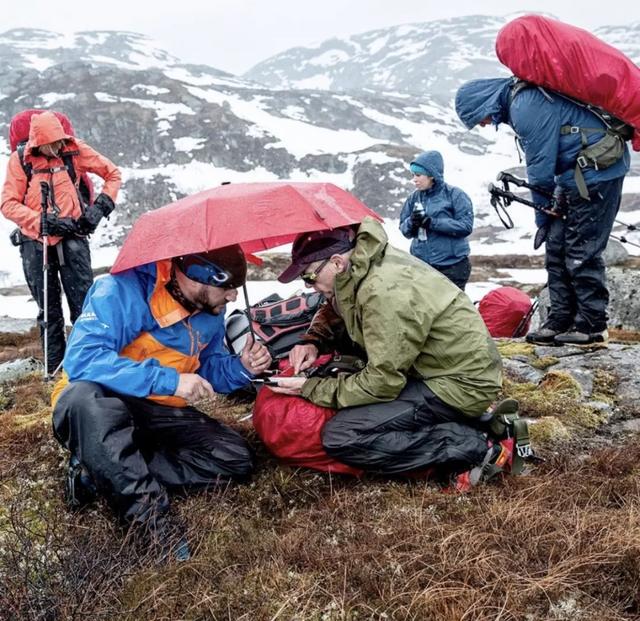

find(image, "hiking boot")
[446,441,512,493]
[65,454,97,510]
[554,329,608,347]
[525,321,569,345]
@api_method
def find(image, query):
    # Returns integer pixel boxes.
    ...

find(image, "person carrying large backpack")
[1,110,122,372]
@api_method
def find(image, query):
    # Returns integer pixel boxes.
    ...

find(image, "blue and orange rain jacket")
[52,260,250,408]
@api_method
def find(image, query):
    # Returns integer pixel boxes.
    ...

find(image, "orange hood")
[25,111,74,152]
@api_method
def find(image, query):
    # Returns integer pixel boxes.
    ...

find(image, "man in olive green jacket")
[273,217,506,475]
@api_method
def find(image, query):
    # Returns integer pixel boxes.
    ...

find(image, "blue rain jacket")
[399,150,473,267]
[455,78,630,223]
[62,260,250,403]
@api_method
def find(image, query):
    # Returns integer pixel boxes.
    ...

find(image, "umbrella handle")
[241,283,258,346]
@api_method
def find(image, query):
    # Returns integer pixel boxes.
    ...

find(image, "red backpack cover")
[252,355,363,476]
[478,287,533,338]
[496,15,640,151]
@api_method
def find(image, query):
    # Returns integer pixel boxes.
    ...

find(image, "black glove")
[533,223,549,250]
[76,193,115,235]
[410,210,425,229]
[42,213,79,238]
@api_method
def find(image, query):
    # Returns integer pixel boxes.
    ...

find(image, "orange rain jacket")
[1,111,121,244]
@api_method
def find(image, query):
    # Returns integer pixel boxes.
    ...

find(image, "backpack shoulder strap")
[61,150,79,184]
[16,142,32,182]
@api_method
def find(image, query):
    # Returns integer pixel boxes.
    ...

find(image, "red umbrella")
[111,182,381,274]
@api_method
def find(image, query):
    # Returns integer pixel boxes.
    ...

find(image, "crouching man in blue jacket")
[51,245,271,560]
[399,150,474,290]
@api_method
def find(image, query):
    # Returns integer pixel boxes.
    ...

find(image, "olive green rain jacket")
[300,217,502,416]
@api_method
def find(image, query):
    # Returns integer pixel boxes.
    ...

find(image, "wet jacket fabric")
[399,151,473,267]
[55,260,251,408]
[1,111,121,243]
[454,78,630,206]
[300,217,502,416]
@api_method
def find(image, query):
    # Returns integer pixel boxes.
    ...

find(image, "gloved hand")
[533,223,549,250]
[76,193,115,235]
[41,213,79,238]
[410,210,425,229]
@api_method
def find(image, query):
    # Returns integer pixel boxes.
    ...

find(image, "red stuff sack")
[252,355,362,476]
[478,287,533,338]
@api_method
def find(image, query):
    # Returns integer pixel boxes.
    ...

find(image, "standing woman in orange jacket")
[1,110,121,372]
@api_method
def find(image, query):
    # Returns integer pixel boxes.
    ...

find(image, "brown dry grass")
[1,373,640,621]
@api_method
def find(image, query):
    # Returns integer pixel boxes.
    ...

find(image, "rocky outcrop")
[498,340,640,451]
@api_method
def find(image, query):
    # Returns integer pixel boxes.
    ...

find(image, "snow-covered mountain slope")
[244,14,640,99]
[0,21,638,288]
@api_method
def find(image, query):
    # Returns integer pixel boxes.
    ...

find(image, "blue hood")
[411,151,444,185]
[455,78,512,129]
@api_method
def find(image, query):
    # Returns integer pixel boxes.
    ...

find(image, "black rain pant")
[321,380,489,475]
[20,237,93,371]
[432,257,472,291]
[53,381,254,523]
[546,177,624,333]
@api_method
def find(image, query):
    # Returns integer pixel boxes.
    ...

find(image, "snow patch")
[132,84,170,96]
[39,92,77,107]
[173,137,205,152]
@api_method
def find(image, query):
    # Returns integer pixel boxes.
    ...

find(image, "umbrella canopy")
[111,182,381,273]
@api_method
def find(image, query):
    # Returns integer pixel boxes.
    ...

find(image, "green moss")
[564,405,609,430]
[591,369,618,405]
[529,416,571,444]
[503,370,608,432]
[537,370,582,398]
[530,356,559,370]
[496,341,536,359]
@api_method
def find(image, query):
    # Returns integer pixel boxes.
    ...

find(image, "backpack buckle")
[569,126,580,134]
[516,442,534,459]
[576,155,589,169]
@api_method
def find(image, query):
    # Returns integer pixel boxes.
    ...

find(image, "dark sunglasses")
[182,256,237,289]
[301,257,331,285]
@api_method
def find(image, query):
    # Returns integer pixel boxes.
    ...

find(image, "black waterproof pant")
[321,380,489,475]
[546,177,624,333]
[432,257,472,291]
[53,381,254,523]
[20,236,93,371]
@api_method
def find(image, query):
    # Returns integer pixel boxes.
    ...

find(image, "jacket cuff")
[152,367,180,395]
[300,377,322,400]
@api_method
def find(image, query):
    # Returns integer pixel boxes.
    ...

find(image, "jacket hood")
[411,151,444,185]
[455,78,512,129]
[343,217,388,286]
[26,111,73,151]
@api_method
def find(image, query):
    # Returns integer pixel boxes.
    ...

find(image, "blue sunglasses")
[181,255,236,289]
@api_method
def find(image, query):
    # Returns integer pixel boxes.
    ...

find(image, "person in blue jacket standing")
[51,244,271,560]
[399,150,474,290]
[455,78,630,346]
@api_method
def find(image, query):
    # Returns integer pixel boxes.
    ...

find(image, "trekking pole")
[512,298,539,338]
[40,182,50,379]
[497,171,640,237]
[487,183,563,229]
[490,172,640,249]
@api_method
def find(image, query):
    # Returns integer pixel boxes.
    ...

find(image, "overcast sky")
[3,0,639,74]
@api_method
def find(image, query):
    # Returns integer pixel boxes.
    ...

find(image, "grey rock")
[502,358,544,384]
[0,357,42,384]
[0,316,35,334]
[602,238,629,266]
